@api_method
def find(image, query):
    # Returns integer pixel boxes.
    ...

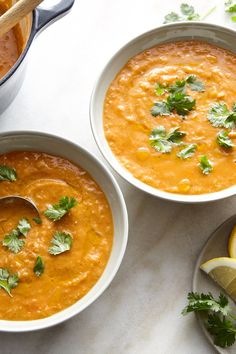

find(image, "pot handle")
[34,0,75,35]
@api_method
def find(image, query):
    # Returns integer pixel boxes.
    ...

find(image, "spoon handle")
[0,0,44,37]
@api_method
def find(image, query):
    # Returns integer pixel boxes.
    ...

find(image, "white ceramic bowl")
[90,22,236,203]
[0,131,128,332]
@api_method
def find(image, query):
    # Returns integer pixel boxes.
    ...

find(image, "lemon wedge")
[228,225,236,258]
[201,257,236,302]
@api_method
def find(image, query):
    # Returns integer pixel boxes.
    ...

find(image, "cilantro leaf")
[208,103,236,128]
[208,314,236,348]
[177,143,197,159]
[169,80,186,94]
[199,155,213,175]
[186,75,205,92]
[167,92,196,116]
[44,196,78,221]
[151,101,171,116]
[2,218,31,253]
[217,131,234,149]
[155,83,168,96]
[225,0,236,13]
[163,12,182,24]
[0,166,17,182]
[149,126,185,153]
[33,217,42,225]
[33,256,44,277]
[180,3,194,16]
[3,229,25,253]
[182,292,230,316]
[0,268,19,297]
[17,218,31,236]
[48,231,73,255]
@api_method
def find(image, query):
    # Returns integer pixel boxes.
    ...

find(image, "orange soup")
[0,3,23,80]
[104,41,236,194]
[0,151,113,320]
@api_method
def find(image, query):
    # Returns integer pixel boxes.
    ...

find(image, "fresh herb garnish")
[208,102,236,129]
[177,143,197,159]
[199,155,213,175]
[2,218,31,253]
[33,217,42,225]
[155,75,205,96]
[164,3,200,23]
[0,166,17,182]
[33,256,44,276]
[44,196,78,221]
[48,231,73,255]
[217,131,234,149]
[151,101,171,116]
[0,268,18,297]
[149,126,186,153]
[182,292,236,348]
[225,0,236,22]
[167,92,196,116]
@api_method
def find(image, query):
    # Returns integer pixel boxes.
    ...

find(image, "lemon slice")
[228,225,236,258]
[201,257,236,302]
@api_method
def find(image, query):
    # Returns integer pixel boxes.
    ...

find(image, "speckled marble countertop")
[0,0,235,353]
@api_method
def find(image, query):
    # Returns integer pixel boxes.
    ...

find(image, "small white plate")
[193,214,236,354]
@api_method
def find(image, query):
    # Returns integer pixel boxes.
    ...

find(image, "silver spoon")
[0,196,40,216]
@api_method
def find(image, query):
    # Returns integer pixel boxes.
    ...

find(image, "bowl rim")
[0,130,128,332]
[90,21,236,203]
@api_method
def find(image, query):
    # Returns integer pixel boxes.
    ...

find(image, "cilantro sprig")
[149,126,186,153]
[177,143,197,159]
[217,131,234,149]
[182,292,236,348]
[0,166,17,182]
[225,0,236,22]
[208,102,236,129]
[155,75,205,96]
[0,268,19,297]
[164,3,216,24]
[33,256,44,277]
[2,218,31,253]
[48,231,73,255]
[199,155,213,175]
[44,196,78,221]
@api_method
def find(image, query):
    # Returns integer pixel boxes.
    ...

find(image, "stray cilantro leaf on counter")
[44,196,78,221]
[149,126,186,153]
[217,131,234,149]
[33,217,42,225]
[199,155,213,175]
[2,218,31,253]
[33,256,44,277]
[48,231,73,255]
[208,103,236,129]
[182,292,236,348]
[177,143,197,159]
[0,166,17,182]
[225,1,236,22]
[164,3,200,23]
[0,268,19,297]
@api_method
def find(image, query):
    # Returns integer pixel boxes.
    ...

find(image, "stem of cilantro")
[200,6,217,20]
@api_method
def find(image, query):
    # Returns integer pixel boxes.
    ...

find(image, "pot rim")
[0,130,128,332]
[90,21,236,204]
[0,10,36,87]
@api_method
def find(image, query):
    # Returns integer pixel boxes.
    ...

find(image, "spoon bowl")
[0,195,40,216]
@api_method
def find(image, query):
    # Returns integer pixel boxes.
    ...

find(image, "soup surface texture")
[104,41,236,194]
[0,152,113,320]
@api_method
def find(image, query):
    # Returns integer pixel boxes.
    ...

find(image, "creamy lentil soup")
[0,2,23,80]
[104,41,236,194]
[0,151,113,320]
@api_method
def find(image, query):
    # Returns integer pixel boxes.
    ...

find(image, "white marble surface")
[0,0,236,353]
